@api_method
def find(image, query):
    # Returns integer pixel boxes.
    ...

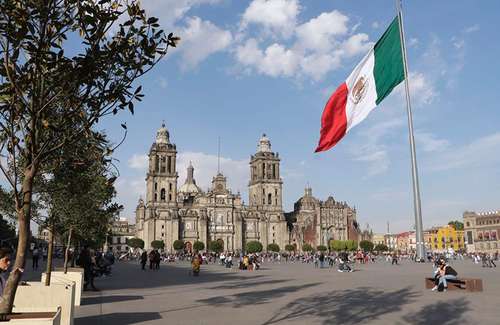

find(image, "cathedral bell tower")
[146,123,178,207]
[248,134,283,211]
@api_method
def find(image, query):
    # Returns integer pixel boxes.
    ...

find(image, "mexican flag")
[315,17,405,153]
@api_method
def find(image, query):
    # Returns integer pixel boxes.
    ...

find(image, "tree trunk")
[0,167,36,314]
[44,225,54,286]
[63,227,72,274]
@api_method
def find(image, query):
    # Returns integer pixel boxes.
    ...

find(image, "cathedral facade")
[135,124,359,252]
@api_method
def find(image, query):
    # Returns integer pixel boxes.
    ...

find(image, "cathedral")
[135,124,359,252]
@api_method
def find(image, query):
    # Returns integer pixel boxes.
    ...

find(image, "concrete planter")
[3,308,61,325]
[41,269,83,306]
[13,282,75,325]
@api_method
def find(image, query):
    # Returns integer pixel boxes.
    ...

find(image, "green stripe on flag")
[374,16,405,105]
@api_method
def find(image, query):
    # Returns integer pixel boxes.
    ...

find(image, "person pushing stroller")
[337,251,353,272]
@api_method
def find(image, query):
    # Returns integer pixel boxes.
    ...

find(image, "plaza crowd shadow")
[98,262,268,291]
[208,278,291,290]
[403,298,470,324]
[262,286,419,325]
[75,312,161,325]
[82,295,144,306]
[196,282,322,308]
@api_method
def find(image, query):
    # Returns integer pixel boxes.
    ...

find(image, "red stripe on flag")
[315,82,348,153]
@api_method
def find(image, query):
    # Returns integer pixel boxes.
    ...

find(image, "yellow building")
[426,225,465,252]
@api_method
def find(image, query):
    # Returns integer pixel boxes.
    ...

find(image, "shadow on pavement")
[75,312,161,325]
[197,283,322,308]
[208,278,291,290]
[82,295,144,305]
[98,263,268,291]
[403,298,470,324]
[263,286,419,325]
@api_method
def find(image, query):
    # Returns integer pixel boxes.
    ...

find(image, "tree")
[316,245,328,252]
[173,240,184,251]
[151,240,164,250]
[329,240,344,252]
[374,243,389,252]
[302,243,313,252]
[193,241,205,252]
[448,220,464,231]
[36,132,120,278]
[127,238,144,250]
[209,240,224,253]
[0,0,177,312]
[359,240,374,252]
[285,244,295,252]
[267,243,280,252]
[246,241,263,254]
[346,240,358,251]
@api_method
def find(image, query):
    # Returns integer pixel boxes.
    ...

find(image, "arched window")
[272,164,276,178]
[154,193,157,202]
[169,183,172,191]
[160,188,166,201]
[268,193,272,205]
[155,156,159,172]
[167,156,171,173]
[168,194,172,201]
[155,182,158,190]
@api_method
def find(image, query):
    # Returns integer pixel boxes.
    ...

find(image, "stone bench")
[425,277,483,292]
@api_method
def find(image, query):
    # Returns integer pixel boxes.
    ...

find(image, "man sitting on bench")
[432,259,458,292]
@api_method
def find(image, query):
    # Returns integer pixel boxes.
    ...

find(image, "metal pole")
[396,0,425,261]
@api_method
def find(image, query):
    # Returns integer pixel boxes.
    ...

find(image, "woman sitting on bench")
[432,259,458,292]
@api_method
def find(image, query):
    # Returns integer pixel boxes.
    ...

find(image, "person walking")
[391,252,398,265]
[319,253,325,268]
[140,251,148,270]
[32,246,40,270]
[78,246,98,291]
[154,250,161,270]
[0,248,24,302]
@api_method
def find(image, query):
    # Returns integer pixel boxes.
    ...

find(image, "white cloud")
[408,37,419,47]
[353,146,390,176]
[395,71,437,107]
[114,177,147,219]
[236,39,300,77]
[428,132,500,171]
[300,53,341,81]
[235,8,372,81]
[339,33,372,57]
[464,24,480,33]
[295,10,349,52]
[371,21,380,29]
[350,118,405,176]
[415,131,450,153]
[178,16,233,69]
[141,0,223,29]
[241,0,300,38]
[128,154,148,170]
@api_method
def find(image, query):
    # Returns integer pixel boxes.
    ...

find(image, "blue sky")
[97,0,500,233]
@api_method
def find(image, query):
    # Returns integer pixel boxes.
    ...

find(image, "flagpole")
[396,0,425,261]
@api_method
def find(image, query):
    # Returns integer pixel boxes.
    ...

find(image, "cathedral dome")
[156,122,170,144]
[179,162,201,194]
[258,133,271,153]
[179,183,201,193]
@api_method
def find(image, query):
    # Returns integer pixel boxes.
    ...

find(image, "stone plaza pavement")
[63,259,500,325]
